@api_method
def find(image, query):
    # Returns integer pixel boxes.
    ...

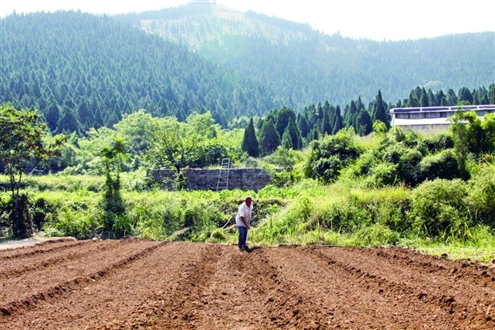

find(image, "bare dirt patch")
[1,239,494,329]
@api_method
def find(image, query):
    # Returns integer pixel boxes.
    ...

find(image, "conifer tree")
[259,119,281,155]
[297,114,310,138]
[420,87,429,107]
[407,91,419,107]
[321,111,332,135]
[241,117,259,157]
[372,90,390,130]
[275,107,297,137]
[284,118,303,150]
[331,105,344,135]
[281,129,293,149]
[489,84,495,104]
[345,101,358,129]
[357,110,373,135]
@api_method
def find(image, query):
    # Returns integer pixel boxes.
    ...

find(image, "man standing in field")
[236,196,253,252]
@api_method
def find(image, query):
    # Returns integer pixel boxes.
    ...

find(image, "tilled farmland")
[1,239,494,329]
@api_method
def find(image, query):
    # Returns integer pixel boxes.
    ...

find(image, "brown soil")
[1,239,494,329]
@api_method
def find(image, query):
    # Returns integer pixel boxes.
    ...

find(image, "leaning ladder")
[216,158,230,191]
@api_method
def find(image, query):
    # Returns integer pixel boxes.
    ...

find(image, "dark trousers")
[237,226,248,248]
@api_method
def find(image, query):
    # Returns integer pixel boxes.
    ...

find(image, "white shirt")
[235,201,253,227]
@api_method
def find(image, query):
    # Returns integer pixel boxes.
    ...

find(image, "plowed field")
[1,239,494,329]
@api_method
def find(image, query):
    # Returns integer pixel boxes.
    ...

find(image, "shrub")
[366,162,398,187]
[304,128,361,182]
[419,149,461,182]
[410,179,470,239]
[420,132,454,154]
[467,164,495,227]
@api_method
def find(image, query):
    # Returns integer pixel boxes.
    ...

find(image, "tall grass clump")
[251,182,411,247]
[39,190,102,238]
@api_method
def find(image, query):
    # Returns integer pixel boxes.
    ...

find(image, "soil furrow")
[0,239,124,280]
[0,239,161,315]
[313,246,495,328]
[1,241,493,329]
[0,239,165,324]
[0,239,89,260]
[309,246,495,329]
[173,245,325,329]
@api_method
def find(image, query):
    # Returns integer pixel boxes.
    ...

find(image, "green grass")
[1,160,495,265]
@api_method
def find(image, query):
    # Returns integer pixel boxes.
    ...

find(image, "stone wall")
[149,168,273,191]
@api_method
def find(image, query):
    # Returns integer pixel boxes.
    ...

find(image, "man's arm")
[240,216,250,230]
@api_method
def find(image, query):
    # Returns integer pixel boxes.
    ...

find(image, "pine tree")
[275,107,297,137]
[408,91,419,107]
[489,84,495,104]
[241,118,259,157]
[281,129,293,149]
[297,114,310,138]
[372,90,390,130]
[446,89,458,106]
[345,101,358,129]
[357,110,373,135]
[331,105,344,135]
[321,111,332,135]
[420,87,429,107]
[458,87,474,105]
[285,118,303,150]
[259,119,281,155]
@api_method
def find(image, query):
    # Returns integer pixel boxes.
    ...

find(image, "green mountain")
[1,4,493,136]
[115,2,495,108]
[0,11,281,133]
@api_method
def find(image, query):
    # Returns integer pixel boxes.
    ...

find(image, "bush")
[410,179,470,239]
[366,162,398,187]
[420,132,454,154]
[468,164,495,227]
[419,149,461,182]
[305,128,361,183]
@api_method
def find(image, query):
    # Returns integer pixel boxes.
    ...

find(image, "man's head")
[245,196,252,206]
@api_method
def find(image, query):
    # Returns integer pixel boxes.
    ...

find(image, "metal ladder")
[216,158,230,191]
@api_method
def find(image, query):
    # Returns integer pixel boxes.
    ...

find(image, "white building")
[389,105,495,131]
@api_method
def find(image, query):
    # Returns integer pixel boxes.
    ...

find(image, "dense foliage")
[0,103,65,238]
[0,11,280,134]
[116,2,495,107]
[1,10,494,138]
[1,5,495,261]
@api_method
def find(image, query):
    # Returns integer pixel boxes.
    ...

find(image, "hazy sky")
[2,0,494,41]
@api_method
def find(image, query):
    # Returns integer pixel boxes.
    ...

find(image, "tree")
[407,91,419,107]
[331,105,344,135]
[345,101,358,129]
[372,90,390,130]
[0,103,65,238]
[281,129,293,149]
[357,110,373,135]
[101,137,127,237]
[458,87,474,105]
[242,118,260,157]
[420,87,429,107]
[296,114,310,138]
[275,107,297,137]
[320,111,332,135]
[145,117,199,173]
[258,119,281,155]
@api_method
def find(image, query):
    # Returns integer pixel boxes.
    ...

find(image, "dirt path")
[0,239,494,329]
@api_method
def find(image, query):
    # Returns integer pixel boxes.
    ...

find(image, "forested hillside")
[1,6,494,137]
[0,11,280,133]
[115,2,495,108]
